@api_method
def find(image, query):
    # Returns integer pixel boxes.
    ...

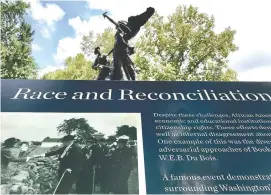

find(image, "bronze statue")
[93,7,155,80]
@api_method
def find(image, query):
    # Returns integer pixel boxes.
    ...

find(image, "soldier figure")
[32,135,84,194]
[92,47,111,80]
[77,136,107,194]
[111,136,135,194]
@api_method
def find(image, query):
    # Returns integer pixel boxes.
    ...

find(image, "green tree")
[42,53,98,80]
[57,118,97,143]
[92,27,115,55]
[81,28,115,57]
[1,0,38,79]
[81,27,115,57]
[107,135,117,142]
[116,125,137,140]
[134,5,238,81]
[3,137,20,148]
[80,31,94,58]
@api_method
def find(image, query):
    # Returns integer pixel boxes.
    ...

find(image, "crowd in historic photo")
[1,113,140,194]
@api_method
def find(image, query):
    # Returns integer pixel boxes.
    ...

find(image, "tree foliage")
[116,125,137,140]
[3,137,21,148]
[1,0,38,79]
[107,135,117,142]
[42,54,98,80]
[134,5,238,81]
[92,27,115,55]
[57,118,97,143]
[81,27,115,57]
[80,31,94,58]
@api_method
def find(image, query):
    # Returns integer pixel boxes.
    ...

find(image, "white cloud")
[69,15,109,36]
[53,37,82,64]
[24,0,65,39]
[53,15,109,64]
[32,43,42,52]
[238,65,271,82]
[30,3,65,26]
[37,65,65,78]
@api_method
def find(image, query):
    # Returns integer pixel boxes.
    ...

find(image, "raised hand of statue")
[102,12,108,18]
[147,7,155,13]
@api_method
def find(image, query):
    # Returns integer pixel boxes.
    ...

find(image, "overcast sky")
[0,113,141,142]
[23,0,271,81]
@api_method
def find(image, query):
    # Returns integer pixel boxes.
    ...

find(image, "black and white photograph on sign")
[1,113,145,195]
